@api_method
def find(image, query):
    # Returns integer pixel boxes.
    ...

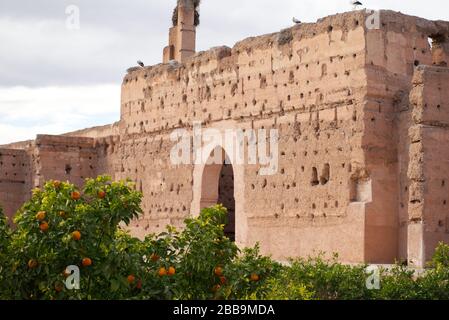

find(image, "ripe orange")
[71,191,81,201]
[98,190,106,199]
[39,222,49,232]
[219,276,227,285]
[35,211,46,221]
[53,180,61,189]
[158,267,167,277]
[27,259,38,269]
[150,253,160,262]
[214,266,223,276]
[250,273,260,282]
[82,257,92,267]
[55,282,64,293]
[127,274,135,284]
[72,230,81,241]
[168,266,176,276]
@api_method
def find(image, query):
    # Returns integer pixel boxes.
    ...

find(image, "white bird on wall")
[292,17,302,24]
[137,60,145,68]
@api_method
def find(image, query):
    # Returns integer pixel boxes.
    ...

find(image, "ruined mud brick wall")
[63,122,120,139]
[0,135,98,219]
[2,10,449,266]
[408,66,449,266]
[0,148,30,219]
[30,135,98,190]
[96,133,194,238]
[121,10,372,262]
[363,12,434,264]
[364,12,449,265]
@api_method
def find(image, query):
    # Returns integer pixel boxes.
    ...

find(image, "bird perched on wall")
[137,60,145,68]
[292,17,302,24]
[351,1,363,10]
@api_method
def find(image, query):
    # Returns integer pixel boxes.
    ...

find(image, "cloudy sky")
[1,0,448,145]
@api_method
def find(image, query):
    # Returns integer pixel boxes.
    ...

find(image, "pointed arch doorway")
[199,147,236,241]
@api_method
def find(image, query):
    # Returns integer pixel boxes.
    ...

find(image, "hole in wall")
[320,164,330,185]
[311,167,319,186]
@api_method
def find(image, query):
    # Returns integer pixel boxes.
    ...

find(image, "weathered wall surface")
[63,122,120,139]
[120,10,371,262]
[363,12,449,265]
[30,135,98,190]
[99,134,195,238]
[408,66,449,266]
[2,10,449,265]
[0,148,30,219]
[364,12,435,263]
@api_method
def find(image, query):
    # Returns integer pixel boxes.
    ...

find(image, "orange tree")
[130,205,272,300]
[3,176,449,300]
[143,206,239,300]
[0,206,10,297]
[0,176,277,300]
[0,176,143,299]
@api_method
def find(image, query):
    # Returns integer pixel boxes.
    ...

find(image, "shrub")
[0,177,271,300]
[374,265,418,300]
[168,205,238,299]
[0,205,9,253]
[0,206,11,297]
[372,243,449,300]
[430,242,449,268]
[263,268,315,300]
[222,245,282,300]
[136,205,240,300]
[1,176,143,299]
[1,175,449,300]
[271,254,372,300]
[414,243,449,300]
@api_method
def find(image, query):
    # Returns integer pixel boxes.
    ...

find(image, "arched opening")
[218,162,235,241]
[200,148,235,241]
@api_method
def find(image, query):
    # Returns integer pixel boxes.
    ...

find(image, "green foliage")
[0,179,271,300]
[261,244,449,300]
[1,177,449,300]
[431,242,449,268]
[263,268,315,300]
[1,176,143,299]
[0,205,9,252]
[135,205,240,300]
[168,205,238,299]
[222,245,281,300]
[268,254,372,300]
[373,265,418,300]
[0,206,11,297]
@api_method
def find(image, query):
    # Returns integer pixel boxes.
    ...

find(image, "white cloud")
[0,85,120,145]
[0,17,135,86]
